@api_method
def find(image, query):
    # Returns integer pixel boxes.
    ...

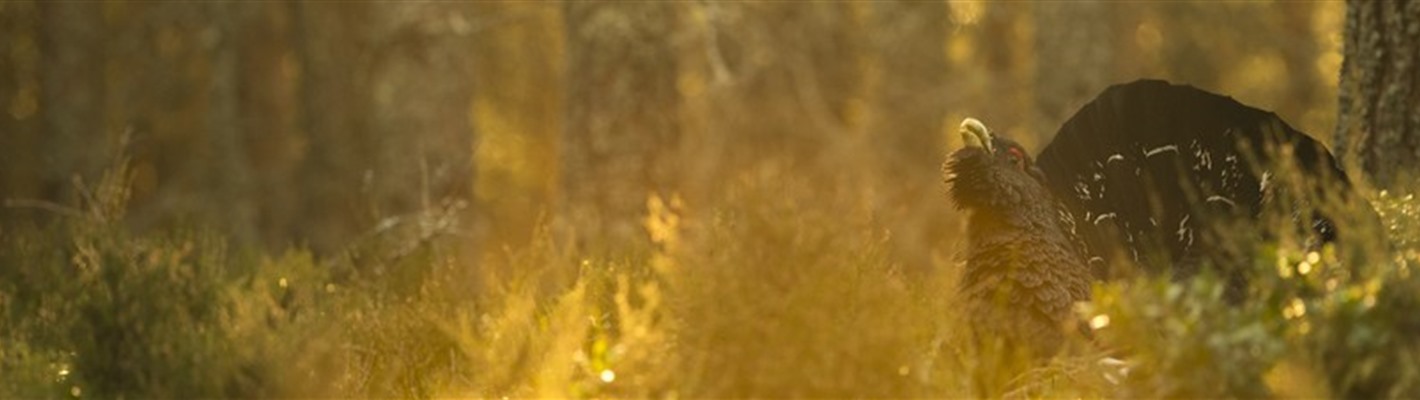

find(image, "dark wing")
[1034,79,1354,277]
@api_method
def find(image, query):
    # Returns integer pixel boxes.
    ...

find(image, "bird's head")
[946,118,1050,212]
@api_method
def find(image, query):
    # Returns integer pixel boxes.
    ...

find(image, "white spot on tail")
[1145,145,1178,157]
[1197,150,1213,170]
[1093,212,1116,225]
[1207,195,1237,208]
[1177,215,1194,249]
[1075,182,1092,199]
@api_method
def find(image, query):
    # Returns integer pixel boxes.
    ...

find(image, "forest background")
[3,1,1420,398]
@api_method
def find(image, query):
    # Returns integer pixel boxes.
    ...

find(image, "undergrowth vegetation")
[3,157,1420,398]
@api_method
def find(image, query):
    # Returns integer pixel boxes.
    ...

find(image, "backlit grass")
[2,158,1418,398]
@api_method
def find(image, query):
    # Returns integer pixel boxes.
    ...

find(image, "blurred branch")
[696,1,733,86]
[2,198,87,220]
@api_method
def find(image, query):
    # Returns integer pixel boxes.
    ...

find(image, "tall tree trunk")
[865,1,948,181]
[470,2,564,248]
[293,3,378,253]
[862,1,951,271]
[293,3,480,255]
[561,2,681,253]
[362,3,477,220]
[1033,1,1116,135]
[976,2,1035,145]
[86,2,242,235]
[237,3,305,248]
[203,2,257,244]
[0,0,45,220]
[37,2,107,203]
[1276,2,1321,131]
[1335,0,1420,188]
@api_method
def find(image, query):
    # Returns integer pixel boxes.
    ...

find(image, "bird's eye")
[1007,147,1026,169]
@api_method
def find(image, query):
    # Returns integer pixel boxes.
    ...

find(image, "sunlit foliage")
[3,153,1419,397]
[4,1,1417,399]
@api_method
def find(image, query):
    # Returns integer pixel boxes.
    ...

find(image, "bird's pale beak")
[960,118,994,153]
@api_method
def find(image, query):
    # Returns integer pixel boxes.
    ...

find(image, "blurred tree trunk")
[977,2,1036,145]
[75,3,252,238]
[469,2,564,248]
[864,1,947,181]
[861,1,951,271]
[37,2,108,203]
[1276,2,1320,129]
[1335,0,1420,188]
[1155,5,1222,90]
[23,2,265,240]
[294,3,480,254]
[294,3,379,253]
[0,1,44,218]
[1033,1,1116,134]
[561,2,681,252]
[204,2,258,244]
[353,3,481,295]
[238,3,305,248]
[363,4,477,219]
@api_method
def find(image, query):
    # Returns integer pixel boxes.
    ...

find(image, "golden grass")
[2,158,1419,398]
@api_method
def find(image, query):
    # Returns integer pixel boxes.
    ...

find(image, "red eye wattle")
[1007,147,1025,168]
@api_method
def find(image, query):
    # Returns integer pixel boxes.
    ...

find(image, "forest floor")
[3,160,1420,398]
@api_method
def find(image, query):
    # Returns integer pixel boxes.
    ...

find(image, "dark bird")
[946,117,1093,359]
[1036,80,1371,293]
[946,79,1374,356]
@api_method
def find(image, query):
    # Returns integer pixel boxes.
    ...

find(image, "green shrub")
[0,160,339,398]
[5,158,1420,399]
